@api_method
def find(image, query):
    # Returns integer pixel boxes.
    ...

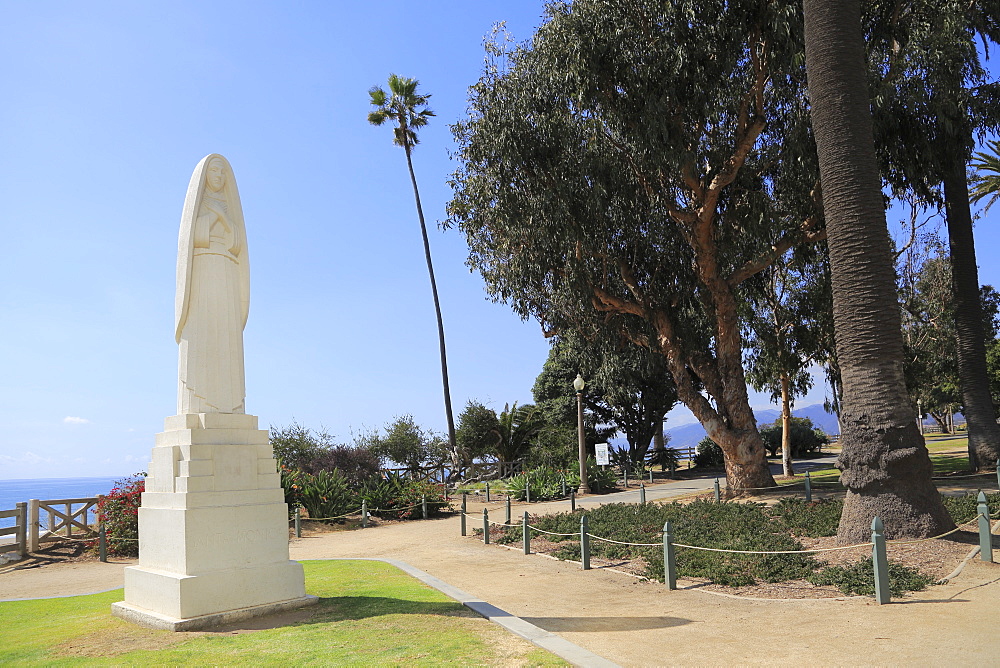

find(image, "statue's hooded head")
[205,157,227,192]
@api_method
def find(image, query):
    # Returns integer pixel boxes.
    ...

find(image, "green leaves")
[367,74,434,148]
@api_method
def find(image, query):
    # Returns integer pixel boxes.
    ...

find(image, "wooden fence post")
[714,479,721,502]
[99,522,107,563]
[483,509,490,545]
[523,511,531,555]
[871,517,890,604]
[422,496,428,520]
[640,483,646,506]
[561,475,567,497]
[805,471,812,503]
[28,499,39,553]
[570,490,576,512]
[15,502,27,560]
[294,507,301,538]
[505,496,511,525]
[486,482,491,503]
[580,514,591,570]
[362,500,368,528]
[461,494,467,536]
[978,491,993,563]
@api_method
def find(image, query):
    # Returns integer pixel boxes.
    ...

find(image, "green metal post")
[461,494,467,536]
[486,482,491,503]
[561,475,567,497]
[714,478,721,502]
[663,520,676,590]
[362,500,368,528]
[640,483,646,506]
[294,507,301,538]
[996,459,999,492]
[649,468,653,484]
[99,521,107,563]
[624,468,629,488]
[871,516,890,604]
[422,496,428,520]
[978,491,993,563]
[805,471,812,503]
[526,484,531,504]
[483,508,490,545]
[523,511,531,555]
[570,490,576,512]
[581,514,591,570]
[505,496,511,525]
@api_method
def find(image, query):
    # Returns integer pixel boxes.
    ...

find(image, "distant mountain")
[664,403,840,449]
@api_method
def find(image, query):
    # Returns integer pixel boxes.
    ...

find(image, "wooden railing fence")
[0,503,28,561]
[26,497,102,553]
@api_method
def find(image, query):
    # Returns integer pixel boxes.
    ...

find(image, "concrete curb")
[330,558,621,668]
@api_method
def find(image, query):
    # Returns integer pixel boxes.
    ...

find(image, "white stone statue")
[175,154,249,415]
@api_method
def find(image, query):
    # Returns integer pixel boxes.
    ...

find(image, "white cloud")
[63,416,90,424]
[0,451,55,465]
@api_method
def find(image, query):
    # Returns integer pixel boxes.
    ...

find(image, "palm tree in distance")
[368,74,457,458]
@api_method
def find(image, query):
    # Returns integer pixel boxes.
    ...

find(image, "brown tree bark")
[942,159,1000,470]
[803,0,954,541]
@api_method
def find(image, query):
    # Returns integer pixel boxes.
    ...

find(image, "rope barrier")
[526,526,579,537]
[885,515,982,545]
[672,541,872,554]
[931,472,995,480]
[589,535,662,547]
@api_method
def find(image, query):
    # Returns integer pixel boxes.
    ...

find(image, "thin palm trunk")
[780,373,794,477]
[803,0,953,542]
[404,142,458,453]
[942,158,1000,470]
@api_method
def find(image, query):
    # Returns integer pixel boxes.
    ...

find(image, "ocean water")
[0,476,128,529]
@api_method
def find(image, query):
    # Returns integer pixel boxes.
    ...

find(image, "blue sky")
[1,2,997,480]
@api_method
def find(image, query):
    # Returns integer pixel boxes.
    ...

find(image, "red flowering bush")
[97,473,145,557]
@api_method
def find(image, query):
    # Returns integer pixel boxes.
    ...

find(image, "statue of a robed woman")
[175,154,250,414]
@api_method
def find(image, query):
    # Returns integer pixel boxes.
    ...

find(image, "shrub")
[506,467,570,501]
[360,474,450,519]
[511,500,817,587]
[808,559,934,596]
[279,464,307,512]
[694,437,724,468]
[96,474,145,557]
[306,444,381,485]
[940,491,1000,524]
[298,469,354,522]
[758,417,829,458]
[768,498,843,537]
[646,446,682,473]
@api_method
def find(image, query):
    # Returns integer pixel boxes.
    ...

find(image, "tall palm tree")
[368,74,457,456]
[802,0,953,541]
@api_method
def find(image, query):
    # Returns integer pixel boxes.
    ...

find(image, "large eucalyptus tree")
[802,0,954,541]
[449,1,824,493]
[368,74,458,458]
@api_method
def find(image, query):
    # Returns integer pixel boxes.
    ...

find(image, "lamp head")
[573,374,585,393]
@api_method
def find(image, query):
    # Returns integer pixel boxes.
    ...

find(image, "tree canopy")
[448,0,825,493]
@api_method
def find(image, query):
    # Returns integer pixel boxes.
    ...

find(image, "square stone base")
[112,594,319,631]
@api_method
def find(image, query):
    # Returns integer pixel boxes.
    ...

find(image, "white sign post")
[595,442,610,466]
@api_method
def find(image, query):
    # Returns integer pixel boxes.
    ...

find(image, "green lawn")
[0,560,566,667]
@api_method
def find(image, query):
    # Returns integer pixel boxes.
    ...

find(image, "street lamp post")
[574,374,591,494]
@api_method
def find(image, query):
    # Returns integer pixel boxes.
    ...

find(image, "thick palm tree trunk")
[404,143,458,454]
[803,0,954,542]
[942,158,1000,470]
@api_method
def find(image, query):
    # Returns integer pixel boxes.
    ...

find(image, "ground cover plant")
[495,490,995,593]
[0,560,566,666]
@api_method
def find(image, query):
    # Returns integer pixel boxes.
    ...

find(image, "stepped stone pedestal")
[112,413,316,631]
